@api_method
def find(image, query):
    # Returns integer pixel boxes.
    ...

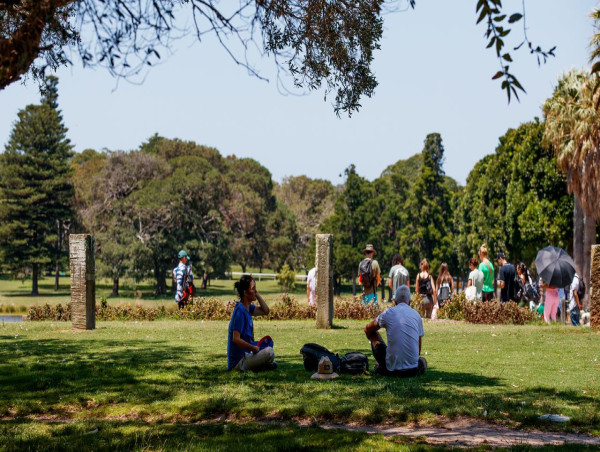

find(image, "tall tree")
[400,133,454,276]
[274,176,336,269]
[543,70,599,298]
[0,76,74,294]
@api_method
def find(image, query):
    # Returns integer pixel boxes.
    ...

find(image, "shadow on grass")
[1,334,599,433]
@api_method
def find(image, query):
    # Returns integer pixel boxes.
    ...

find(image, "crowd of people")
[170,242,584,377]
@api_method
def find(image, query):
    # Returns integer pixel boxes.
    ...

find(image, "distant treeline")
[0,78,573,296]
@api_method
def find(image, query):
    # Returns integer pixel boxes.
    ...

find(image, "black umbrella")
[534,246,576,288]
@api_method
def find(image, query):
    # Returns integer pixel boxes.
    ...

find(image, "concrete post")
[315,234,334,329]
[590,245,599,329]
[559,299,567,324]
[70,234,95,330]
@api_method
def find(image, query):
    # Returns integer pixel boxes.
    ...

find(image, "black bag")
[437,282,451,307]
[300,343,341,372]
[359,258,375,289]
[577,276,586,300]
[524,281,540,303]
[340,352,369,375]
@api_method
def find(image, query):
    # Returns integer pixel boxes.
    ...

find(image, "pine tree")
[399,133,455,276]
[0,76,74,295]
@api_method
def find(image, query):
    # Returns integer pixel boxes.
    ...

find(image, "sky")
[0,0,597,186]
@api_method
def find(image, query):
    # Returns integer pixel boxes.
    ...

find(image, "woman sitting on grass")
[227,275,276,372]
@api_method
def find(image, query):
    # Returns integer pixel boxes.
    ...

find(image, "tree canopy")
[1,0,553,113]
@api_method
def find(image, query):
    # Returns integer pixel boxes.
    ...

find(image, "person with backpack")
[496,252,516,302]
[364,285,427,377]
[515,262,539,309]
[173,250,194,310]
[478,245,495,302]
[227,275,276,372]
[359,244,381,305]
[415,258,435,319]
[568,272,584,326]
[435,263,454,309]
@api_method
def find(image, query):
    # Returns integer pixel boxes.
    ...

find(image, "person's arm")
[253,291,270,316]
[497,267,505,289]
[431,275,437,304]
[573,288,582,310]
[232,330,259,354]
[388,275,393,290]
[364,318,381,341]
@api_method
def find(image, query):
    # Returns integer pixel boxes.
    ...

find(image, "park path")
[314,417,600,448]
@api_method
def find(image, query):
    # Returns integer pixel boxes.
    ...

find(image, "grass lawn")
[0,319,598,450]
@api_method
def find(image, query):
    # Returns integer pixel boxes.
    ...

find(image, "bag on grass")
[300,343,341,372]
[340,352,369,375]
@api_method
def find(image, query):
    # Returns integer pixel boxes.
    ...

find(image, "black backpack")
[181,265,196,299]
[525,280,540,302]
[300,343,341,372]
[359,258,375,289]
[340,352,369,375]
[437,282,451,306]
[577,276,586,300]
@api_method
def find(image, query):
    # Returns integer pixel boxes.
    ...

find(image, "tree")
[455,120,572,274]
[274,176,336,269]
[400,133,454,277]
[1,1,553,113]
[543,70,599,302]
[0,76,74,295]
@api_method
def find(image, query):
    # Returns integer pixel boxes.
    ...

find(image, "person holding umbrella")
[535,246,576,324]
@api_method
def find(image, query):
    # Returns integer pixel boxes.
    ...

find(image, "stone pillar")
[70,234,96,330]
[315,234,334,329]
[590,245,600,329]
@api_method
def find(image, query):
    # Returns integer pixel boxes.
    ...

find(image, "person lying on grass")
[227,275,277,372]
[364,284,427,377]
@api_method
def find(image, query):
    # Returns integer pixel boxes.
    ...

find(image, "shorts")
[372,342,426,377]
[362,293,378,305]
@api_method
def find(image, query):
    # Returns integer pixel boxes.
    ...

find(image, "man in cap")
[496,252,515,303]
[173,249,193,309]
[359,244,381,305]
[364,285,427,377]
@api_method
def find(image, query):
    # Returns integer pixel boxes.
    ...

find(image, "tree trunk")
[32,263,39,296]
[112,275,119,297]
[154,260,167,295]
[241,263,246,273]
[574,196,584,276]
[54,261,60,291]
[584,212,596,310]
[54,219,62,291]
[351,267,357,296]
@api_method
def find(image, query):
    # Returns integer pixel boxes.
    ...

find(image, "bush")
[277,264,296,293]
[437,292,466,321]
[461,300,535,325]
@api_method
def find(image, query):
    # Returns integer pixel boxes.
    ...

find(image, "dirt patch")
[316,417,600,448]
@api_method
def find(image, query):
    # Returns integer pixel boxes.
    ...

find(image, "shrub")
[461,300,535,325]
[277,264,296,293]
[437,292,466,321]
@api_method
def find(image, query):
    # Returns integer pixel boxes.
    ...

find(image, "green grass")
[0,275,324,313]
[0,319,598,450]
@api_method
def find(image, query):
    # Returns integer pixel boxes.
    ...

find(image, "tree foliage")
[1,0,553,113]
[455,120,572,270]
[0,75,74,294]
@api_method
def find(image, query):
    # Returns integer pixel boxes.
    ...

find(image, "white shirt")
[377,303,424,371]
[568,274,580,311]
[306,267,317,306]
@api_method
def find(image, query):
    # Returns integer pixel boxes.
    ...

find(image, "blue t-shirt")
[227,302,255,370]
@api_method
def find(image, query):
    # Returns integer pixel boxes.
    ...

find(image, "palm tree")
[542,70,599,319]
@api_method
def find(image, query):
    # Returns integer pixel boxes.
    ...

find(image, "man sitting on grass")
[227,275,276,372]
[364,285,427,377]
